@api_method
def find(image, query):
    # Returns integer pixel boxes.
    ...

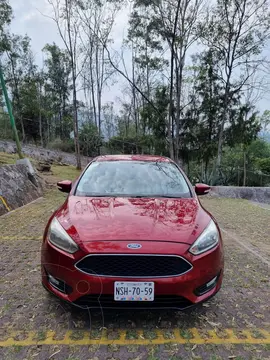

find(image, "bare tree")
[47,0,82,169]
[77,0,121,140]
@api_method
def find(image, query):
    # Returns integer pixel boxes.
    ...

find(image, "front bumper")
[41,239,224,310]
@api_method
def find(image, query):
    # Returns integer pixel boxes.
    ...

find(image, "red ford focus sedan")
[41,155,224,310]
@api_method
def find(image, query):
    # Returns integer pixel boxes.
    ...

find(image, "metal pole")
[0,64,23,159]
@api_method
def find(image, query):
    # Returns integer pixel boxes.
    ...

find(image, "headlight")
[48,217,79,254]
[189,220,219,255]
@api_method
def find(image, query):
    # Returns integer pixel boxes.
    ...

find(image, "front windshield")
[75,161,191,198]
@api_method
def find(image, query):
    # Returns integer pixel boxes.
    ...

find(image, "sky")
[8,0,270,114]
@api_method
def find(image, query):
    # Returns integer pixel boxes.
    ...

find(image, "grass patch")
[201,197,270,257]
[163,330,175,339]
[179,329,193,340]
[126,329,138,340]
[0,152,24,165]
[107,329,120,340]
[11,345,23,353]
[251,329,265,339]
[143,330,158,340]
[69,331,85,340]
[1,303,11,314]
[50,164,81,181]
[127,344,139,352]
[90,329,102,339]
[164,343,179,351]
[35,330,46,341]
[107,344,120,352]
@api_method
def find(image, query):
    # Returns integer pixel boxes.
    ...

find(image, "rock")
[0,164,43,216]
[6,144,16,154]
[0,140,89,166]
[16,158,36,175]
[36,162,51,172]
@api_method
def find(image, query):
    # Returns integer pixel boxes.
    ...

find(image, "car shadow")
[44,291,217,331]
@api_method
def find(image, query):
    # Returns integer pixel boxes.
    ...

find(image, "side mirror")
[57,180,72,193]
[195,183,211,196]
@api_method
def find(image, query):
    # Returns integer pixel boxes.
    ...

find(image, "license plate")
[114,282,154,301]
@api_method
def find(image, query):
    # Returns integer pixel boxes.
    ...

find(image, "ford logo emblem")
[127,243,142,249]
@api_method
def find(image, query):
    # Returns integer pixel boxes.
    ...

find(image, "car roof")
[92,154,172,163]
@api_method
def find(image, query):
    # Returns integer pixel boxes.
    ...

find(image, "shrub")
[256,158,270,175]
[47,138,74,153]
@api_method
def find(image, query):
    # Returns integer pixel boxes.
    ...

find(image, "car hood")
[56,196,211,245]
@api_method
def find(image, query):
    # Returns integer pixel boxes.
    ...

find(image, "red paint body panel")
[41,155,224,309]
[56,196,210,245]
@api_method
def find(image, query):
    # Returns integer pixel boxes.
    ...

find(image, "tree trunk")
[65,0,81,170]
[72,77,81,170]
[243,149,246,187]
[167,0,181,160]
[96,46,101,134]
[9,55,26,142]
[39,82,44,147]
[39,108,43,147]
[168,44,175,160]
[174,54,184,166]
[211,89,229,184]
[131,42,138,153]
[89,44,97,127]
[19,114,25,142]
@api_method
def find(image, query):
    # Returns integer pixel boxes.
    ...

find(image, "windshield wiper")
[152,195,183,198]
[132,195,183,198]
[79,194,184,199]
[82,194,109,197]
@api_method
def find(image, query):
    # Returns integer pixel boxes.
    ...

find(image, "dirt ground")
[0,166,269,360]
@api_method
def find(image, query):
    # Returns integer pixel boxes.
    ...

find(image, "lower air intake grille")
[73,294,193,309]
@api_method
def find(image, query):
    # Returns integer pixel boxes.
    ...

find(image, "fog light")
[206,276,217,288]
[194,273,220,296]
[45,269,72,294]
[48,274,61,287]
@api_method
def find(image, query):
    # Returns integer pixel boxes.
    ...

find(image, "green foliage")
[0,0,12,53]
[248,139,270,159]
[259,110,270,134]
[186,137,270,187]
[214,139,270,186]
[43,43,71,140]
[225,105,261,148]
[181,50,224,171]
[107,134,158,155]
[79,122,102,157]
[139,86,169,155]
[256,158,270,175]
[0,111,13,139]
[107,136,139,154]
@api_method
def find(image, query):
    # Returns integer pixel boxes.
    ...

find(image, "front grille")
[75,254,192,278]
[73,294,193,309]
